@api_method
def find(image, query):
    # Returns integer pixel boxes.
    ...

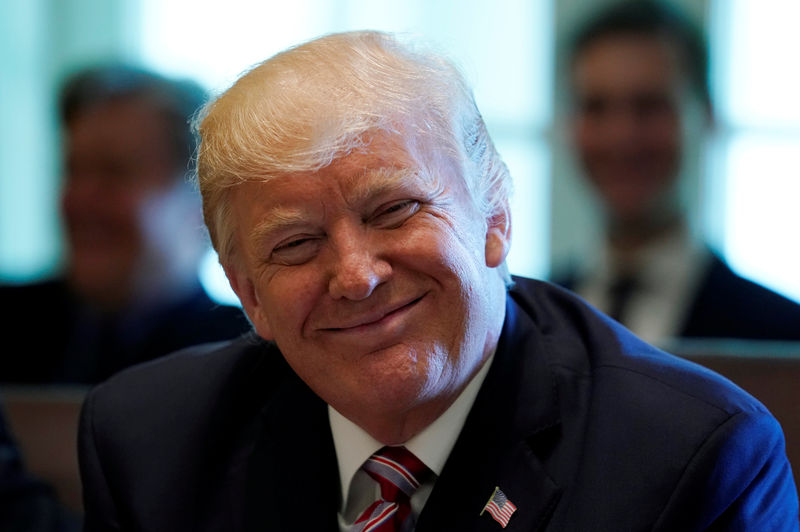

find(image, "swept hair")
[194,30,511,278]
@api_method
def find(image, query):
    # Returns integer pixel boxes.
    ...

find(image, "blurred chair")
[671,340,800,487]
[1,386,87,514]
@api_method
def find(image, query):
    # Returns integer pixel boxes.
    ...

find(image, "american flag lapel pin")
[480,486,517,528]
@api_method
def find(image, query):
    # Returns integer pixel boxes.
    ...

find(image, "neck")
[360,404,452,446]
[607,212,683,254]
[346,344,497,446]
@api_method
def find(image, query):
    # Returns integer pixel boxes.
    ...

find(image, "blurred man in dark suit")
[554,0,800,344]
[0,65,249,384]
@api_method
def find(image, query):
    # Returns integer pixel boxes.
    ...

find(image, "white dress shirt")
[330,353,495,531]
[574,226,710,346]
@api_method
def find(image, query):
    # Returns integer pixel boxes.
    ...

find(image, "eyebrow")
[248,207,310,246]
[246,166,441,245]
[346,167,439,205]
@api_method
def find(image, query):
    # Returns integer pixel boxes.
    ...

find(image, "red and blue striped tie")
[352,446,431,532]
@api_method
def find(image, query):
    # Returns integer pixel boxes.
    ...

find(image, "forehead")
[329,132,419,183]
[250,129,449,196]
[230,132,446,229]
[67,99,173,156]
[572,35,683,94]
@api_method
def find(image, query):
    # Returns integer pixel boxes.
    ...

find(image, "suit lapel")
[244,370,341,532]
[417,294,563,531]
[241,290,566,531]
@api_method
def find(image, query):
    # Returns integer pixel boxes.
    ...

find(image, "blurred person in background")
[553,0,800,345]
[0,65,249,384]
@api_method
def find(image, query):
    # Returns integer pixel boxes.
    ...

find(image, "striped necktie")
[351,446,432,532]
[608,272,639,323]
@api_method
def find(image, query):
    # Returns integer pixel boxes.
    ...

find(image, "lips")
[323,295,425,332]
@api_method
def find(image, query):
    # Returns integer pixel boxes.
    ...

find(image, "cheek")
[407,222,480,276]
[642,126,682,178]
[573,116,603,150]
[574,127,614,177]
[60,182,80,219]
[420,228,488,311]
[656,132,681,163]
[256,267,325,341]
[106,190,152,239]
[643,113,681,150]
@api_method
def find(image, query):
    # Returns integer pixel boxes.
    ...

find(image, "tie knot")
[363,446,431,501]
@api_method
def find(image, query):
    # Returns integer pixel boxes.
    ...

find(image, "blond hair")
[195,31,511,280]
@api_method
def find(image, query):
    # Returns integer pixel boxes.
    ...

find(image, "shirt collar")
[329,352,495,506]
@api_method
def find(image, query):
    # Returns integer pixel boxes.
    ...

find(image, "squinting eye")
[270,236,321,265]
[579,97,607,119]
[372,200,420,228]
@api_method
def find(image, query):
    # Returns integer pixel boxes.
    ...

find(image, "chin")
[346,364,434,412]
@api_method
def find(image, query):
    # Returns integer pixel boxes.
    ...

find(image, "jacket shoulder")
[79,334,290,530]
[510,275,769,417]
[507,277,798,528]
[85,332,283,423]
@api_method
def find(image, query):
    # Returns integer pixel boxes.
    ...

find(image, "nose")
[602,105,642,146]
[61,172,106,223]
[327,230,391,301]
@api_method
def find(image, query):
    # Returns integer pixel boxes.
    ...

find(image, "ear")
[484,200,511,268]
[224,262,274,340]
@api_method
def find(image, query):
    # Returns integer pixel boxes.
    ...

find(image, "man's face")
[226,133,509,438]
[570,36,687,227]
[61,99,191,308]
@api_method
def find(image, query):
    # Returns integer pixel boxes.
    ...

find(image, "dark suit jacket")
[0,279,250,384]
[79,278,799,531]
[554,252,800,341]
[680,254,800,340]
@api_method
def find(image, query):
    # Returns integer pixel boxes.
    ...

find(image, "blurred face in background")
[61,98,199,310]
[570,35,688,230]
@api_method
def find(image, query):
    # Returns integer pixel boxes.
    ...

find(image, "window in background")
[1,0,144,283]
[709,0,800,303]
[137,0,554,305]
[1,2,61,281]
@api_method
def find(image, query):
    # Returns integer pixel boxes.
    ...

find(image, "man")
[555,0,800,344]
[0,65,249,384]
[79,31,798,530]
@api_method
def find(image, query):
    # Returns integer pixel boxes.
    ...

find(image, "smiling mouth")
[325,295,425,332]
